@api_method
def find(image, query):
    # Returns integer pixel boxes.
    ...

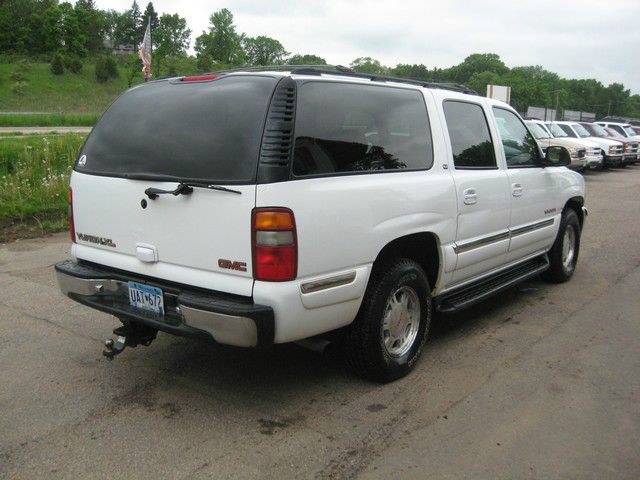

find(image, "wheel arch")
[564,196,585,227]
[372,232,442,293]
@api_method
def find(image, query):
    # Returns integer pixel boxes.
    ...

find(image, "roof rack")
[207,64,479,95]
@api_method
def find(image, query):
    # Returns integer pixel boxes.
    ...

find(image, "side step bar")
[434,255,550,313]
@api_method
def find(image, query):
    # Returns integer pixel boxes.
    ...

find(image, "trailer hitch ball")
[102,323,157,361]
[103,336,127,360]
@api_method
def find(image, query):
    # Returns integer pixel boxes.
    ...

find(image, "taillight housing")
[252,208,297,281]
[68,187,76,243]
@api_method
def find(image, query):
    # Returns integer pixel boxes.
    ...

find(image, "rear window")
[292,82,433,177]
[77,75,277,184]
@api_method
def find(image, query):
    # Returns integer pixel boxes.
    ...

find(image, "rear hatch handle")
[145,182,241,200]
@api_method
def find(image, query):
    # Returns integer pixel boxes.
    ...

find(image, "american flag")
[138,19,152,81]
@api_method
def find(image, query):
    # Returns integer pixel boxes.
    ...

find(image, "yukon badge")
[77,233,116,248]
[218,259,247,272]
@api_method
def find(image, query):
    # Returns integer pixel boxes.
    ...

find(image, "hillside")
[0,61,138,115]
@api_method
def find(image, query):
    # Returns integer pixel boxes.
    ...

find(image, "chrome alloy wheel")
[562,226,576,272]
[382,286,421,357]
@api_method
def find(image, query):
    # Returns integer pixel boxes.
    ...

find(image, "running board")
[434,255,550,314]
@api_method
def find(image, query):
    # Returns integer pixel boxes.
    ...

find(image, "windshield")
[624,126,637,136]
[547,123,568,137]
[606,128,624,138]
[525,122,550,139]
[77,75,278,184]
[572,124,591,138]
[587,124,608,136]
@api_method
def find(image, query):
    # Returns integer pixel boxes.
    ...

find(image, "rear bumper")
[55,260,274,347]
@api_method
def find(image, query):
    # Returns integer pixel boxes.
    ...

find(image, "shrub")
[9,70,26,82]
[66,56,83,74]
[95,57,109,82]
[51,53,64,75]
[105,56,118,78]
[196,54,213,72]
[10,81,27,95]
[95,55,118,83]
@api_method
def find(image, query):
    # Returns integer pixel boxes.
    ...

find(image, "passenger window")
[492,108,541,168]
[443,101,496,169]
[610,125,626,136]
[292,82,433,176]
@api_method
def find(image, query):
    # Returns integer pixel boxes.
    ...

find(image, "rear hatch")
[71,75,279,296]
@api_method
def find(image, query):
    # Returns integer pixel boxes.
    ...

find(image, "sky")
[92,0,640,94]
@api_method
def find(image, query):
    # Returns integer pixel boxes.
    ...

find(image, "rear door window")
[77,75,278,184]
[443,101,497,169]
[292,82,433,176]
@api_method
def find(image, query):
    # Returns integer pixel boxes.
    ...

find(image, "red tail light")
[181,74,222,82]
[68,187,76,243]
[252,208,297,281]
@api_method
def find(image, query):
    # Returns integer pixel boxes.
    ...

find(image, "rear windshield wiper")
[145,182,241,200]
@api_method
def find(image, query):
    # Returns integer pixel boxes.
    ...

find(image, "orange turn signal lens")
[254,211,294,230]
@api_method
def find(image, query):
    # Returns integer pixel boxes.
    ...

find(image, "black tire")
[342,258,432,382]
[542,209,581,283]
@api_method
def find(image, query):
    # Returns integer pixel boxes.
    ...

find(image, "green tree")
[59,2,87,57]
[447,53,509,83]
[390,64,430,80]
[153,13,191,75]
[350,57,388,75]
[244,36,288,65]
[74,0,105,53]
[287,53,327,65]
[140,2,159,46]
[194,8,245,64]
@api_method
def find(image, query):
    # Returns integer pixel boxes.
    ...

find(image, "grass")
[0,134,85,231]
[0,61,136,115]
[0,113,99,127]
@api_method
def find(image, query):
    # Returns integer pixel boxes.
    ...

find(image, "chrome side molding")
[300,271,357,294]
[454,218,556,254]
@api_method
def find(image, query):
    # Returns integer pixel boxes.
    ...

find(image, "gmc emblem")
[218,259,247,272]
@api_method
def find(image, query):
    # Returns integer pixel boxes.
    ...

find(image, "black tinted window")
[493,108,540,168]
[443,101,496,168]
[78,76,277,183]
[292,82,433,176]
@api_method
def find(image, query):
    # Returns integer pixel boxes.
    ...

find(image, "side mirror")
[542,146,571,167]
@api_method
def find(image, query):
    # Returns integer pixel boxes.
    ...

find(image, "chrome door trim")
[453,231,510,254]
[510,218,554,237]
[300,271,357,294]
[454,218,555,254]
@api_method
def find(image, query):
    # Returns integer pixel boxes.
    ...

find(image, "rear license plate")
[128,281,164,316]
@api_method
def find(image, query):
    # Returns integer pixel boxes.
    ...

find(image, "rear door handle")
[463,188,477,205]
[512,183,523,197]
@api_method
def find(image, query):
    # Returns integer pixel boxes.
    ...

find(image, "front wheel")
[342,258,432,382]
[542,209,581,283]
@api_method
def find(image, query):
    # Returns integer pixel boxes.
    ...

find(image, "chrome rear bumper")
[55,260,274,347]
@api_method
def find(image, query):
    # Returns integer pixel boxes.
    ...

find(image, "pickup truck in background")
[580,122,639,165]
[550,121,624,168]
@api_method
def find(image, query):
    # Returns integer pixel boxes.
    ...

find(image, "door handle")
[512,183,523,197]
[463,188,477,205]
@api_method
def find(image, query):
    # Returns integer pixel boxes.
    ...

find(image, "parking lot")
[1,166,639,479]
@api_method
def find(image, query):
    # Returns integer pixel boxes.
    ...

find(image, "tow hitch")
[103,323,157,360]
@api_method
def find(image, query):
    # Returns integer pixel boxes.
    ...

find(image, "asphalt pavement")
[1,166,639,479]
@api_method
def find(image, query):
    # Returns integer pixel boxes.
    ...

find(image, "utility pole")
[552,89,561,121]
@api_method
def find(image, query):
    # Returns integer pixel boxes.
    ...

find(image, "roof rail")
[207,64,479,95]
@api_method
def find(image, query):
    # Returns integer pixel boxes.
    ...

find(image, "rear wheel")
[342,258,432,382]
[542,209,581,283]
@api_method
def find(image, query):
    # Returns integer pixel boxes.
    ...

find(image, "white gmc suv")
[56,67,586,382]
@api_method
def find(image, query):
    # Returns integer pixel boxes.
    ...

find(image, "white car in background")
[551,121,624,168]
[525,121,590,171]
[530,120,602,169]
[595,121,640,142]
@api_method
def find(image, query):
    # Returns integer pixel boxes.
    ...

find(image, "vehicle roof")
[596,121,631,127]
